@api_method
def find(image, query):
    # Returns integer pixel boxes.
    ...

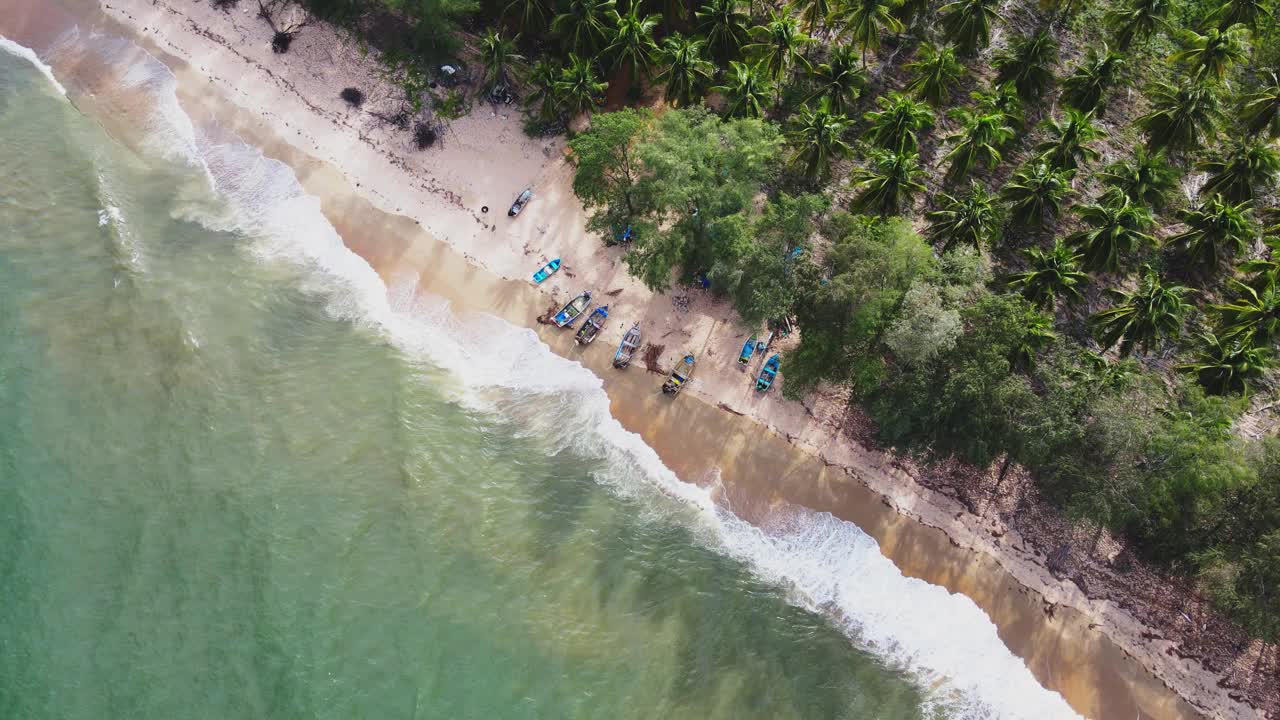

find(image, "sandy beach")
[4,0,1275,717]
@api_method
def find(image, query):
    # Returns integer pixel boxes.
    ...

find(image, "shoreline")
[7,1,1270,717]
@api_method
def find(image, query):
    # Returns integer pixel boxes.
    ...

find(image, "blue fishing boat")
[755,354,780,392]
[575,306,608,344]
[532,258,561,284]
[552,291,591,328]
[613,323,641,368]
[662,354,696,395]
[738,333,757,368]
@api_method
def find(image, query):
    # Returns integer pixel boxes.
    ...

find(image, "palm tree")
[993,29,1058,102]
[1179,331,1270,395]
[1239,236,1280,290]
[1136,80,1223,153]
[1099,147,1181,210]
[556,54,608,116]
[1008,240,1089,309]
[1066,190,1156,273]
[605,5,660,83]
[805,44,866,115]
[790,0,835,34]
[503,0,549,36]
[1208,0,1265,29]
[1240,73,1280,138]
[864,92,934,153]
[1060,44,1125,115]
[657,34,714,107]
[904,43,966,106]
[926,183,998,252]
[1091,267,1193,356]
[1012,309,1057,369]
[524,60,562,121]
[696,0,750,61]
[1197,138,1280,202]
[943,108,1014,183]
[894,0,931,29]
[1169,24,1249,81]
[551,0,619,56]
[713,60,773,118]
[479,30,525,90]
[851,149,926,216]
[1035,110,1105,171]
[1166,195,1255,268]
[744,11,813,88]
[973,82,1025,128]
[1104,0,1170,50]
[939,0,999,56]
[1001,162,1075,229]
[788,98,854,179]
[836,0,904,66]
[1215,279,1280,344]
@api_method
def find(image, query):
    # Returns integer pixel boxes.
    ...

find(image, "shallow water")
[0,31,1082,720]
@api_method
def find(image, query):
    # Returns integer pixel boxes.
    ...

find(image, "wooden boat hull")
[575,306,609,344]
[613,324,641,368]
[532,258,561,284]
[738,334,757,367]
[755,354,780,392]
[553,292,591,328]
[662,354,696,395]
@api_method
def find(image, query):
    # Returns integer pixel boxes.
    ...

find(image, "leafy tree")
[1239,72,1280,138]
[1099,147,1181,210]
[1035,110,1105,171]
[551,0,618,56]
[1066,190,1156,273]
[478,29,524,89]
[1008,240,1089,309]
[1227,531,1280,641]
[503,0,549,36]
[716,193,830,324]
[1179,332,1270,395]
[788,99,854,179]
[972,82,1025,128]
[381,0,478,57]
[1197,138,1280,202]
[605,4,660,82]
[556,54,608,116]
[1169,24,1249,81]
[927,183,998,252]
[851,150,927,216]
[1104,0,1170,50]
[696,0,751,61]
[713,61,774,118]
[904,43,966,106]
[568,108,652,227]
[938,0,999,56]
[805,44,867,114]
[744,11,813,87]
[993,29,1059,102]
[1011,309,1057,369]
[1208,0,1266,28]
[1091,267,1193,355]
[864,92,934,153]
[657,34,715,107]
[1001,162,1075,229]
[885,282,963,368]
[1136,80,1223,152]
[1060,44,1125,115]
[1215,279,1280,344]
[1167,195,1255,269]
[836,0,904,65]
[942,108,1014,183]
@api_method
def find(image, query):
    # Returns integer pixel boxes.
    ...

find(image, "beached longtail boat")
[755,354,780,392]
[532,258,561,284]
[738,334,758,368]
[508,188,532,216]
[575,306,608,344]
[552,291,592,328]
[662,354,696,395]
[613,323,641,368]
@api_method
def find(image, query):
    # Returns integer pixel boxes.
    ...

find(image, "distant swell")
[20,31,1083,720]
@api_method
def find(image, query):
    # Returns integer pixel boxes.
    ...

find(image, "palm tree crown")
[939,0,999,56]
[864,92,934,153]
[1091,267,1193,356]
[943,107,1014,184]
[556,54,608,116]
[1215,279,1280,345]
[503,0,550,37]
[972,82,1025,128]
[1001,162,1075,229]
[1099,147,1181,210]
[524,60,562,121]
[744,11,813,85]
[1008,240,1089,309]
[658,34,714,108]
[551,0,619,56]
[926,183,998,252]
[1179,331,1270,395]
[1197,138,1280,203]
[851,149,926,216]
[1035,110,1105,171]
[1060,45,1125,115]
[788,98,854,179]
[904,43,966,106]
[1209,0,1265,28]
[1240,73,1280,138]
[605,5,660,79]
[713,60,773,118]
[696,0,751,62]
[1066,190,1156,273]
[993,29,1059,102]
[1104,0,1170,50]
[1167,195,1256,269]
[1135,80,1223,153]
[1169,24,1249,80]
[478,29,525,90]
[805,44,867,115]
[836,0,904,65]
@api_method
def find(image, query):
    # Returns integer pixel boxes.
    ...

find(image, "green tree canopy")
[1091,267,1193,355]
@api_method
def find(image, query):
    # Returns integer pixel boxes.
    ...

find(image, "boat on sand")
[662,354,696,395]
[552,291,591,328]
[613,323,641,368]
[575,306,608,344]
[532,258,560,284]
[756,354,780,392]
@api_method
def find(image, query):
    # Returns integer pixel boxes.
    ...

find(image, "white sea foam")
[74,33,1084,720]
[0,35,67,95]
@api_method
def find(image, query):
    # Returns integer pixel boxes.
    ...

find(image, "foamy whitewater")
[3,31,1083,720]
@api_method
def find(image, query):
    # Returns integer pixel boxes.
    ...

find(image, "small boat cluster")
[533,258,781,397]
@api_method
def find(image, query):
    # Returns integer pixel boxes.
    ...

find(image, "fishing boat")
[613,323,641,368]
[737,334,757,368]
[508,188,532,216]
[552,291,591,328]
[756,330,775,355]
[532,258,560,284]
[662,354,696,395]
[756,354,780,392]
[575,306,608,344]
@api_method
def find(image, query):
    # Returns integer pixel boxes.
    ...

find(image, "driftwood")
[256,0,309,53]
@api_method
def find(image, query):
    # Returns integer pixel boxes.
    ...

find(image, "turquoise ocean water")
[0,33,1082,720]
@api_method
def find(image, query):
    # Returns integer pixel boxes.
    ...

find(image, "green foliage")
[884,282,963,368]
[1135,79,1223,152]
[744,11,814,84]
[722,193,830,324]
[502,0,547,35]
[1104,0,1170,50]
[805,44,867,115]
[788,99,854,179]
[1066,190,1156,273]
[379,0,477,58]
[713,61,774,118]
[605,5,660,80]
[551,0,618,56]
[556,54,608,115]
[1196,138,1280,203]
[1208,0,1266,28]
[942,108,1013,183]
[1169,24,1249,80]
[696,0,751,61]
[1060,44,1126,115]
[1035,109,1105,171]
[1008,240,1089,309]
[1179,331,1271,395]
[657,34,715,108]
[524,60,561,121]
[926,183,998,252]
[478,29,524,89]
[1001,162,1075,229]
[789,0,835,34]
[1167,195,1255,269]
[850,150,926,216]
[972,82,1025,128]
[1091,266,1193,355]
[939,0,999,56]
[993,29,1059,102]
[1239,72,1280,138]
[863,92,934,153]
[1099,147,1181,210]
[904,43,966,106]
[836,0,904,64]
[1214,279,1280,345]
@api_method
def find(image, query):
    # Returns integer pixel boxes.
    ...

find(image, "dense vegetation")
[246,0,1280,642]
